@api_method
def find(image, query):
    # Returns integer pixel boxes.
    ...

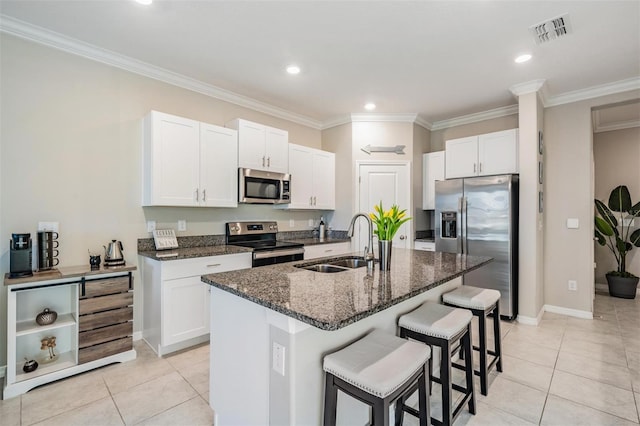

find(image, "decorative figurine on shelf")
[36,307,58,326]
[23,357,38,373]
[40,336,58,363]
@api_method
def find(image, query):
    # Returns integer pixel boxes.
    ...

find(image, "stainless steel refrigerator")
[435,174,519,319]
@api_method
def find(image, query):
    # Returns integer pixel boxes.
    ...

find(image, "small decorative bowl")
[23,359,38,373]
[36,308,58,326]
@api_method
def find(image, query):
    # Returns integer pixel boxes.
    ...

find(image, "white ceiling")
[1,1,639,129]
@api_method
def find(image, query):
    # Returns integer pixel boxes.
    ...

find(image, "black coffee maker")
[10,233,33,278]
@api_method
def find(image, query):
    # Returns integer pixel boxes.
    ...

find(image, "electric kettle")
[104,240,125,267]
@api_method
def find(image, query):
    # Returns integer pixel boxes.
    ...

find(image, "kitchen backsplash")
[137,229,349,251]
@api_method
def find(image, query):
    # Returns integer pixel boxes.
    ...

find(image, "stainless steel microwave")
[238,168,291,204]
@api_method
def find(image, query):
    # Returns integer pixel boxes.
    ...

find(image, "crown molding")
[0,15,323,130]
[430,105,519,131]
[320,115,352,130]
[592,109,640,133]
[545,77,640,108]
[350,113,419,123]
[414,116,433,130]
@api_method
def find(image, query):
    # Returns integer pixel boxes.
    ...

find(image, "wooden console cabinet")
[4,266,136,399]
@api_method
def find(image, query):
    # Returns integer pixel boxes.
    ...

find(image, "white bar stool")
[442,285,503,396]
[398,301,476,426]
[323,329,431,426]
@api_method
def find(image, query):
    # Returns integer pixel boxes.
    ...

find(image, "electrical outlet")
[289,219,295,228]
[147,220,156,232]
[178,220,187,231]
[308,219,314,227]
[272,342,285,376]
[568,280,577,291]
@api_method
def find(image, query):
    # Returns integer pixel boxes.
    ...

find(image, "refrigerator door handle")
[458,196,464,254]
[462,197,468,254]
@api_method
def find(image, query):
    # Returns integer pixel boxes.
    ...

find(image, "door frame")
[354,160,413,253]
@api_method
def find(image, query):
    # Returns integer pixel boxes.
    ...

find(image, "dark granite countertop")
[4,264,136,286]
[284,237,351,246]
[138,245,252,261]
[201,248,491,331]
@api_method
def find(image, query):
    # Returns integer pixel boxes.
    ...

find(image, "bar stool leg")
[477,311,488,396]
[418,363,430,426]
[323,374,338,426]
[440,340,453,426]
[463,323,476,415]
[493,301,503,372]
[373,400,389,426]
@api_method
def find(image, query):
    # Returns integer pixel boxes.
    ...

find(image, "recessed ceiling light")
[515,54,532,63]
[286,65,301,75]
[364,103,376,111]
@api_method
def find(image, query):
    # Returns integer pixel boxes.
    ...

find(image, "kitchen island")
[201,248,491,425]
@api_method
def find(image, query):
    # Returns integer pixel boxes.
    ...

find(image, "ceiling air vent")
[529,14,572,44]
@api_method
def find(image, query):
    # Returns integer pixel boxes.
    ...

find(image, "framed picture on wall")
[539,191,544,213]
[538,161,544,184]
[538,130,544,155]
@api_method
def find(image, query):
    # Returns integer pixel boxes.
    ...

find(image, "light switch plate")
[289,219,295,228]
[567,218,579,229]
[178,220,187,231]
[147,220,156,232]
[38,222,59,232]
[272,342,285,376]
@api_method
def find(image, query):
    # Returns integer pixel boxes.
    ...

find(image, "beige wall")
[543,90,640,314]
[594,126,640,282]
[321,123,352,231]
[430,115,519,151]
[0,35,324,366]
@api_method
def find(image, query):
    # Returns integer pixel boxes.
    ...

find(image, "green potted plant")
[369,201,412,270]
[594,185,640,299]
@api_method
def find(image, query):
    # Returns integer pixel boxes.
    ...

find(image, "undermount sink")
[300,264,350,273]
[295,256,371,273]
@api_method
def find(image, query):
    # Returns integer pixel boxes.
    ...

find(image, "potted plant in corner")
[594,185,640,299]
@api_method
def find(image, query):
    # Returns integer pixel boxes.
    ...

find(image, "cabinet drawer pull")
[203,189,206,202]
[262,156,266,167]
[206,264,222,268]
[267,157,271,167]
[195,188,199,201]
[479,162,482,173]
[324,249,333,253]
[473,163,477,173]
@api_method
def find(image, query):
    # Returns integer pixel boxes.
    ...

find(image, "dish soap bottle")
[319,216,326,241]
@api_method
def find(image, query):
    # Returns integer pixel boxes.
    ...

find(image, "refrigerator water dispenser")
[441,212,457,238]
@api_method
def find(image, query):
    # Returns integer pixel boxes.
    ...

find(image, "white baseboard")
[516,306,544,325]
[544,304,593,319]
[0,365,5,379]
[133,331,143,341]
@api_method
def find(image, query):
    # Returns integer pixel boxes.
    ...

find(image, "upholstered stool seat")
[323,329,431,426]
[398,302,476,426]
[442,285,503,396]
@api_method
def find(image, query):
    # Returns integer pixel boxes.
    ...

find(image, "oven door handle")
[253,248,305,260]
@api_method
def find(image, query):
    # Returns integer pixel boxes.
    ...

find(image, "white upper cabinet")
[227,118,288,173]
[199,123,238,207]
[445,129,518,179]
[143,111,238,207]
[422,151,445,210]
[278,143,335,210]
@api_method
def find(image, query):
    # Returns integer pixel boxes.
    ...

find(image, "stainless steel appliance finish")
[104,240,126,267]
[238,168,291,204]
[435,174,519,319]
[226,221,304,267]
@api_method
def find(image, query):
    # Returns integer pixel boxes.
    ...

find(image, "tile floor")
[1,290,638,425]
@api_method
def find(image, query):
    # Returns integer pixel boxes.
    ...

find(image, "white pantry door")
[357,162,411,253]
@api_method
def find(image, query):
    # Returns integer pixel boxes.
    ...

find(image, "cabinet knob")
[400,235,406,240]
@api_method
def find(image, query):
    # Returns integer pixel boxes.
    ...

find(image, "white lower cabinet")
[414,241,435,252]
[303,242,352,260]
[140,252,251,356]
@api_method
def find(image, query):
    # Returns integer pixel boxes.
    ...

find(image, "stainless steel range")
[226,221,304,267]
